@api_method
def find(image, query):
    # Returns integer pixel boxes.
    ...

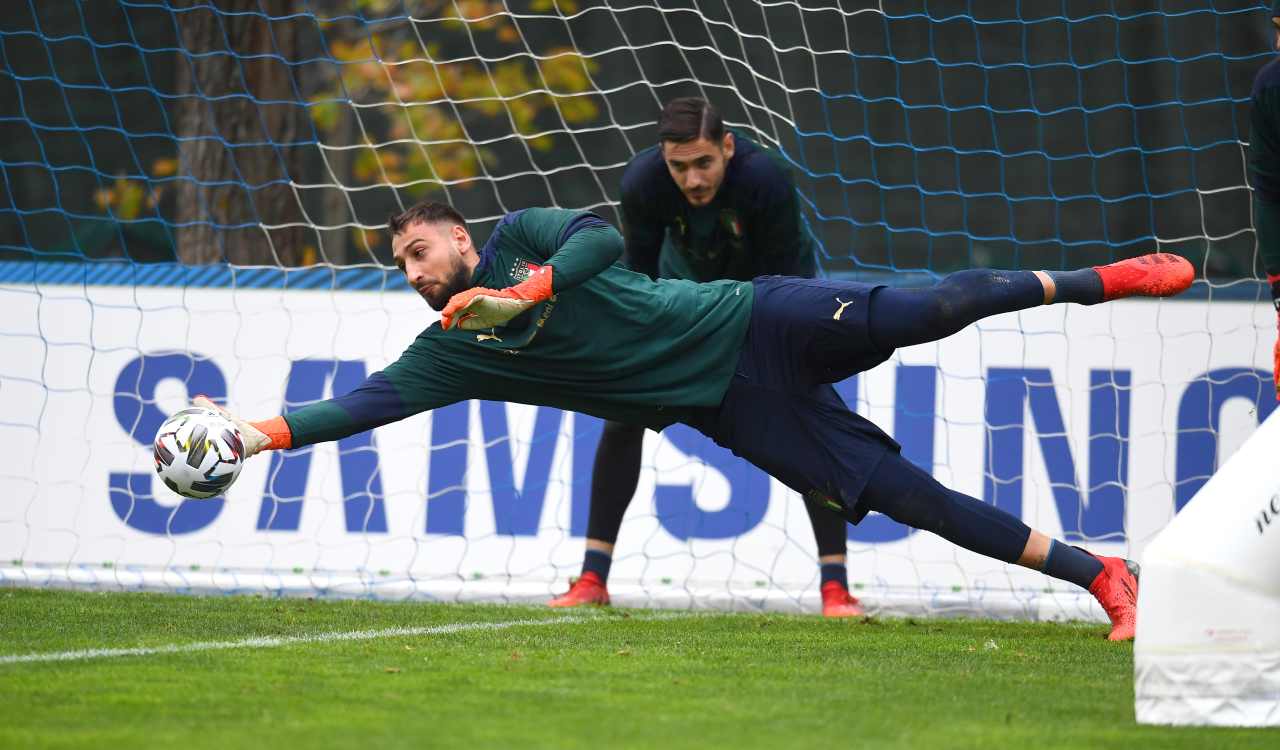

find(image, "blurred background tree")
[165,0,599,265]
[303,0,600,265]
[0,0,601,266]
[171,0,307,265]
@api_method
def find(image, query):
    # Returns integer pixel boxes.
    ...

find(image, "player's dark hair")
[657,97,725,144]
[387,201,468,236]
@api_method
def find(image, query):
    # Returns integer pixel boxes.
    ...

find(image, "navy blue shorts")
[686,276,900,523]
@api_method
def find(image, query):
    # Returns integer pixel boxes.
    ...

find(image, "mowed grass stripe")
[2,591,1272,749]
[0,610,697,665]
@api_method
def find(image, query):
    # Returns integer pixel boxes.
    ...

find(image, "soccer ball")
[152,407,245,499]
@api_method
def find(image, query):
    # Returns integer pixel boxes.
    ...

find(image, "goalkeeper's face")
[392,220,475,311]
[662,133,735,207]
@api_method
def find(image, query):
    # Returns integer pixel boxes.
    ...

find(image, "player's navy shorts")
[685,276,901,523]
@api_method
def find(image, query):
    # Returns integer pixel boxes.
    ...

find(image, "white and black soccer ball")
[153,407,245,499]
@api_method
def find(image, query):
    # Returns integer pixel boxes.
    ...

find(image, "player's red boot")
[1093,253,1194,301]
[1087,555,1140,641]
[547,571,610,608]
[820,580,866,618]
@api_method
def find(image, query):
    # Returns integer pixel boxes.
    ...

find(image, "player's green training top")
[1249,54,1280,281]
[619,130,817,282]
[282,208,754,448]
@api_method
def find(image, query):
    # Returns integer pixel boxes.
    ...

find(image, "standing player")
[1249,2,1280,400]
[207,200,1194,640]
[547,97,863,617]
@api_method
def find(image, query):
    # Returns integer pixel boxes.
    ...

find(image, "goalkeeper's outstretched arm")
[197,353,458,456]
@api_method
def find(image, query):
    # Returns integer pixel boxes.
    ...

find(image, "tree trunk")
[173,0,307,265]
[319,105,354,265]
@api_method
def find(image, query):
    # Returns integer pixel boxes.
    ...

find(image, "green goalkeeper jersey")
[282,208,754,448]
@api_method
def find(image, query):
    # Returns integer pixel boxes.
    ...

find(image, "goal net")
[1,0,1275,619]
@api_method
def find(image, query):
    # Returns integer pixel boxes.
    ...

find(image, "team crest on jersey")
[719,210,743,239]
[510,259,542,283]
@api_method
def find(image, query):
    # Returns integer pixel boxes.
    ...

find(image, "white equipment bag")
[1134,409,1280,726]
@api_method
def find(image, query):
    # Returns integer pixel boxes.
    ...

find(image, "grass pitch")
[0,589,1271,749]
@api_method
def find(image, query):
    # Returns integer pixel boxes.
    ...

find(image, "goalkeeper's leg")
[865,254,1194,353]
[858,451,1139,641]
[767,253,1194,388]
[803,498,864,617]
[548,420,643,607]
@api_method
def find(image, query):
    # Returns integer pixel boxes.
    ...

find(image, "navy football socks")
[1046,269,1105,305]
[867,270,1045,351]
[820,562,848,589]
[1041,540,1104,590]
[582,548,612,582]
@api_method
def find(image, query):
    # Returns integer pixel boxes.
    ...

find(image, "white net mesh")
[0,0,1275,618]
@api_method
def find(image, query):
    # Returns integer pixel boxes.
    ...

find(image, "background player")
[1249,1,1280,399]
[207,200,1193,640]
[549,97,863,616]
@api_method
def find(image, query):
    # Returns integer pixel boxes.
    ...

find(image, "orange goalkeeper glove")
[1272,274,1280,401]
[441,265,554,331]
[1273,326,1279,403]
[191,395,291,456]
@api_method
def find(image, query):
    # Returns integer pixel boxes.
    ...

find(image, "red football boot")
[820,580,866,618]
[1087,555,1140,641]
[547,571,610,608]
[1093,253,1194,301]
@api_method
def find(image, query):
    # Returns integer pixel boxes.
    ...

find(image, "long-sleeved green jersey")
[282,208,754,447]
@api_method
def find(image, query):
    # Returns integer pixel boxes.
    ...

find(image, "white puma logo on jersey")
[833,297,853,321]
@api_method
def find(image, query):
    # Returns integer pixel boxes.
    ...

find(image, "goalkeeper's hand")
[441,265,553,331]
[192,395,275,458]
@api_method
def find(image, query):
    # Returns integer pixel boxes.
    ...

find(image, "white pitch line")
[0,611,696,666]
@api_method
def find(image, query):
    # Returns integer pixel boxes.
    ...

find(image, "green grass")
[0,589,1272,749]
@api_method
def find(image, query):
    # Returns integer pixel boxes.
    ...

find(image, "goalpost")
[0,1,1275,619]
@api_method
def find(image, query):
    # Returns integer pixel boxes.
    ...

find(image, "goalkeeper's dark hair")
[657,97,725,144]
[387,201,468,236]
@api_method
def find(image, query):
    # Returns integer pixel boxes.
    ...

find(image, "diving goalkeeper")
[210,201,1194,641]
[548,97,863,616]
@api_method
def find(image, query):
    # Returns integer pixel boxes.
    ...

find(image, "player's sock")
[858,452,1031,564]
[820,563,848,589]
[1039,540,1105,590]
[868,269,1045,351]
[581,548,612,583]
[1045,269,1105,305]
